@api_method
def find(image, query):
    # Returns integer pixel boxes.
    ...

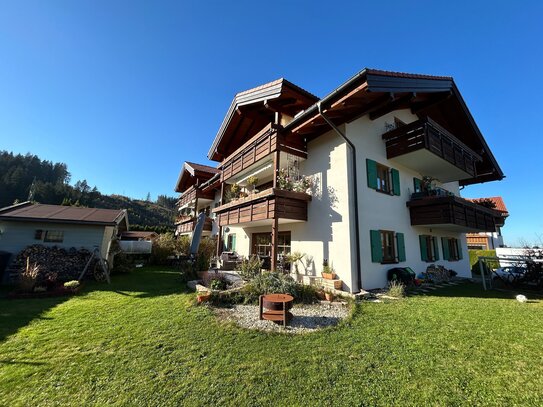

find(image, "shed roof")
[0,202,128,226]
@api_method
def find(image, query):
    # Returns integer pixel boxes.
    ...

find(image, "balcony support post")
[271,216,279,272]
[273,150,280,188]
[216,225,223,258]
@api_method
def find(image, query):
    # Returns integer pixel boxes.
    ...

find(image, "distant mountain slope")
[0,151,175,231]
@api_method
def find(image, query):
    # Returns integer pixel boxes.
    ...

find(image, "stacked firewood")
[9,245,93,283]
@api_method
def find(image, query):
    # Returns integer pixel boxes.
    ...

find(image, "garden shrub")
[241,271,298,303]
[195,237,216,272]
[237,255,263,281]
[150,233,189,265]
[387,280,405,298]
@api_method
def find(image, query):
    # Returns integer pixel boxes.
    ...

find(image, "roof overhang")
[284,68,504,186]
[207,78,318,162]
[174,162,219,193]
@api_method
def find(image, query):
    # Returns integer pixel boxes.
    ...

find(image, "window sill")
[381,260,399,265]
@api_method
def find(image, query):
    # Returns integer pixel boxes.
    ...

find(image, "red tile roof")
[468,197,509,215]
[0,202,127,225]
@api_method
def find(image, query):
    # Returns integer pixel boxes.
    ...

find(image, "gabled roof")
[0,202,128,226]
[468,197,509,216]
[284,68,504,186]
[207,78,318,161]
[175,161,220,193]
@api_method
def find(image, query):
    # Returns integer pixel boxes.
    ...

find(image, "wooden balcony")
[220,124,307,182]
[382,117,482,182]
[177,185,215,208]
[213,188,311,226]
[175,216,213,234]
[406,195,503,232]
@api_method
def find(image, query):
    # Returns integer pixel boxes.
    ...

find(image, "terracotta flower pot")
[197,292,211,304]
[321,272,336,280]
[324,292,335,302]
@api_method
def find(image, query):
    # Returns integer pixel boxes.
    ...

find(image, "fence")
[119,240,152,254]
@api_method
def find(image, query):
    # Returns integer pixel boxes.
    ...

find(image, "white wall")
[0,221,110,260]
[346,109,471,289]
[222,129,357,291]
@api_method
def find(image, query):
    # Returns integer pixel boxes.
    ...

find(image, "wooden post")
[216,225,222,258]
[272,150,280,189]
[271,216,279,272]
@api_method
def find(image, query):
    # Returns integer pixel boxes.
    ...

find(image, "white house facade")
[175,69,505,292]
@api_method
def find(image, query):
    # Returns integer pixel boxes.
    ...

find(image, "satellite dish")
[225,227,230,233]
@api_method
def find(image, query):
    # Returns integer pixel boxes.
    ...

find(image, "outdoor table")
[259,294,294,327]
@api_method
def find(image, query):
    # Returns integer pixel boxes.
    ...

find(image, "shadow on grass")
[0,291,70,343]
[0,266,186,343]
[83,266,189,298]
[414,282,543,301]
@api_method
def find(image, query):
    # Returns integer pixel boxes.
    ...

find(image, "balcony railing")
[212,187,311,226]
[177,185,215,208]
[406,193,503,232]
[175,215,214,234]
[382,117,481,180]
[220,123,307,182]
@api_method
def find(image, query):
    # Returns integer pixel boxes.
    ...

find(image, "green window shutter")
[457,239,463,260]
[370,230,382,263]
[396,232,406,262]
[441,237,450,260]
[419,235,428,261]
[231,234,236,251]
[433,236,440,261]
[413,177,422,193]
[366,159,378,190]
[391,168,401,196]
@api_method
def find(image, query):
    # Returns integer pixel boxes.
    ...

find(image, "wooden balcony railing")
[407,194,503,232]
[175,216,213,234]
[212,188,311,226]
[220,124,307,182]
[382,117,481,178]
[177,185,215,208]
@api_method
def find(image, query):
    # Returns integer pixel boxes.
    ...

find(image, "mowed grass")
[1,267,542,406]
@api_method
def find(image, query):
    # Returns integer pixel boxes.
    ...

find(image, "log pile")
[8,245,93,284]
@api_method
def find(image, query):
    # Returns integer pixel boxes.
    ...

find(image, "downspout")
[317,101,362,292]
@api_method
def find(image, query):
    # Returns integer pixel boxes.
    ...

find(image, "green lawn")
[1,267,542,406]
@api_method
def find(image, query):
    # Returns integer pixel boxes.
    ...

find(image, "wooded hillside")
[0,151,175,231]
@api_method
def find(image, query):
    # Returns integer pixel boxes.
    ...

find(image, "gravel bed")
[213,303,351,333]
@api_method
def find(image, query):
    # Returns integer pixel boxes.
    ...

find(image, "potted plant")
[321,261,336,280]
[246,176,258,193]
[230,183,240,199]
[324,289,335,302]
[196,289,211,303]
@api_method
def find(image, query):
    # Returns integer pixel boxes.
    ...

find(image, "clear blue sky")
[1,1,542,245]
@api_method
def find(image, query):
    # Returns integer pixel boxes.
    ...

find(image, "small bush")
[238,256,263,281]
[242,271,297,303]
[150,233,189,265]
[205,273,228,291]
[195,237,216,272]
[387,280,405,298]
[64,280,80,289]
[295,284,319,304]
[20,262,40,293]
